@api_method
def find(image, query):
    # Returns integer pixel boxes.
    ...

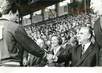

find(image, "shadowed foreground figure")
[90,0,102,66]
[0,0,47,66]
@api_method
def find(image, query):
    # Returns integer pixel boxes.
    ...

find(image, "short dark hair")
[0,1,18,15]
[10,3,18,14]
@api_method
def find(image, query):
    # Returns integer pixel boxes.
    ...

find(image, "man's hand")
[23,57,28,66]
[46,54,58,63]
[52,55,58,62]
[46,54,53,63]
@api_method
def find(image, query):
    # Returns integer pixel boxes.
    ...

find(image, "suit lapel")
[76,43,94,66]
[56,47,63,57]
[76,45,82,60]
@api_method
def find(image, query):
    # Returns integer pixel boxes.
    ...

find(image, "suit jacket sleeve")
[14,25,45,58]
[57,44,72,63]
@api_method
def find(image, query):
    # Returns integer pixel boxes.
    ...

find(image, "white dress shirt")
[82,42,91,54]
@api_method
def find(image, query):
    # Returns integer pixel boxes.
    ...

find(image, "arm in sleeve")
[14,26,46,58]
[57,45,72,63]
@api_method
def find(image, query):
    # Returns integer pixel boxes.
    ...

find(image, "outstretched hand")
[46,54,58,63]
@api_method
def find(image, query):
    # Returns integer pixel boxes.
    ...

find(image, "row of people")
[0,0,102,67]
[23,26,99,67]
[24,13,92,41]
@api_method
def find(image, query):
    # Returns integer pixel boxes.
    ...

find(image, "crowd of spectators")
[22,13,98,66]
[24,13,97,44]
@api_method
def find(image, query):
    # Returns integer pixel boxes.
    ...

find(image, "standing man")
[57,27,99,66]
[0,0,47,66]
[90,0,102,66]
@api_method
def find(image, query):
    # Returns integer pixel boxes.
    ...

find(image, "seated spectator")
[47,35,65,67]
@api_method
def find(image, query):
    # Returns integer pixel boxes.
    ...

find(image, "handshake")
[46,54,58,63]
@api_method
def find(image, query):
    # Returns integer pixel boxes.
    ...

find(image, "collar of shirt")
[53,46,61,55]
[83,42,91,53]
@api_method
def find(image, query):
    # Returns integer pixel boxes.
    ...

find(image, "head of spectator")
[51,35,62,48]
[36,38,45,49]
[70,37,78,47]
[90,0,102,16]
[77,27,93,46]
[90,0,102,30]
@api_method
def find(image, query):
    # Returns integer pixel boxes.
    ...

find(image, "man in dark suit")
[90,0,102,66]
[0,0,49,66]
[58,27,99,66]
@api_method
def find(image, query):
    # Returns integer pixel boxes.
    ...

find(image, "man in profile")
[57,27,99,66]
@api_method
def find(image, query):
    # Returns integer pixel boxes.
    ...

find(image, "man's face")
[90,0,102,15]
[51,36,59,47]
[77,27,91,44]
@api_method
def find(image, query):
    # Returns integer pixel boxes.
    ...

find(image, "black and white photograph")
[0,0,102,73]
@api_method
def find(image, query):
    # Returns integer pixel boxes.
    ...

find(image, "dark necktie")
[81,45,85,55]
